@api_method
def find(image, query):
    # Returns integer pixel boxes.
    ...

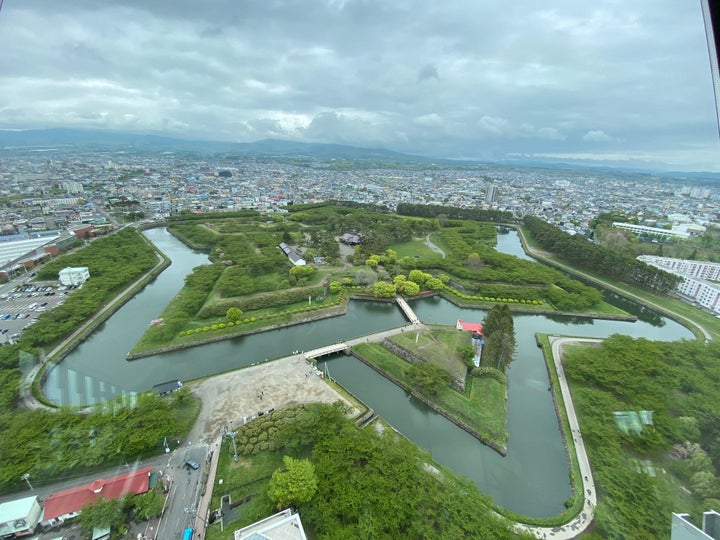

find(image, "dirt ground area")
[186,354,354,444]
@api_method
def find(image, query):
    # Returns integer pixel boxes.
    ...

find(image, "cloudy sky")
[2,1,720,170]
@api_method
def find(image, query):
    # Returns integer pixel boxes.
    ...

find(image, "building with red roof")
[456,319,483,334]
[42,466,152,526]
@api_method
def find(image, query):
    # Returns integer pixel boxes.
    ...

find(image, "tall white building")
[638,256,720,315]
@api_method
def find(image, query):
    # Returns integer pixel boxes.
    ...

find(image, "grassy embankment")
[351,326,507,449]
[517,225,720,341]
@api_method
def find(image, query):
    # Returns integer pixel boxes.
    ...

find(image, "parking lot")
[0,279,76,345]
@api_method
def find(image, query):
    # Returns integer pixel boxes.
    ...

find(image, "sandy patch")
[186,354,354,444]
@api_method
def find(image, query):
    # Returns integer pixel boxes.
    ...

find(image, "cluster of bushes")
[447,286,542,306]
[470,366,508,384]
[234,407,301,455]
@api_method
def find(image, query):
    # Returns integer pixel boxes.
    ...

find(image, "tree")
[405,362,451,397]
[268,455,318,510]
[329,281,342,294]
[133,490,165,520]
[466,252,483,270]
[402,281,420,297]
[408,270,430,286]
[289,265,316,285]
[79,496,128,535]
[481,304,516,371]
[457,345,475,367]
[372,281,396,298]
[425,277,444,290]
[226,307,243,321]
[365,257,379,269]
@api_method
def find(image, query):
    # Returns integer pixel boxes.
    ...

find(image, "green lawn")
[389,237,439,259]
[388,326,470,377]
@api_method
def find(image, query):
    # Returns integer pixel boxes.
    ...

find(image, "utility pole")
[21,473,33,490]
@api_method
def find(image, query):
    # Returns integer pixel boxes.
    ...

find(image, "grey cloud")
[417,64,439,82]
[0,1,718,169]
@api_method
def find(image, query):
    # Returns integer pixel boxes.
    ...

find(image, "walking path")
[514,226,713,341]
[425,233,446,258]
[425,233,445,259]
[514,336,600,539]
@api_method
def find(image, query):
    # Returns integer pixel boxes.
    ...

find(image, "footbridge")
[304,342,350,360]
[395,296,420,324]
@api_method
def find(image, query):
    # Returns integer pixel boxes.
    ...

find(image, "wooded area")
[206,402,526,539]
[564,336,720,538]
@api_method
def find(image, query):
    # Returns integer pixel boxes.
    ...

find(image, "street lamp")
[21,473,33,490]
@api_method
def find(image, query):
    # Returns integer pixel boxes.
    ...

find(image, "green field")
[389,237,439,259]
[388,326,471,377]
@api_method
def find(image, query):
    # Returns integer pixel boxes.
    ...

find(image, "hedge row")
[198,286,325,318]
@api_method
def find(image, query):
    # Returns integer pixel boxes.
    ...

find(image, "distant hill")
[0,128,434,163]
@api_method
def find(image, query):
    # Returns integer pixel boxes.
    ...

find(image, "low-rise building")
[0,495,42,537]
[59,266,90,286]
[278,242,306,266]
[234,509,308,540]
[672,511,720,539]
[42,466,153,527]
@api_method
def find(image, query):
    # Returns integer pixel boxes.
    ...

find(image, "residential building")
[637,256,720,281]
[638,256,720,315]
[612,222,691,240]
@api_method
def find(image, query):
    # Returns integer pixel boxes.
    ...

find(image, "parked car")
[184,459,200,470]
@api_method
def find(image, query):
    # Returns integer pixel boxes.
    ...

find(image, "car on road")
[184,459,200,470]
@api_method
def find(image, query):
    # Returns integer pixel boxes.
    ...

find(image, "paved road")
[154,443,209,540]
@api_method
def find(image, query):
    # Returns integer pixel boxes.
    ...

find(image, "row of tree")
[523,216,681,294]
[396,202,514,223]
[481,304,516,372]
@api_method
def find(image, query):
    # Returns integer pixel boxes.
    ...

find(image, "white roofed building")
[0,495,42,537]
[59,266,90,286]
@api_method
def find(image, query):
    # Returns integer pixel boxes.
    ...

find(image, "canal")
[43,227,694,518]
